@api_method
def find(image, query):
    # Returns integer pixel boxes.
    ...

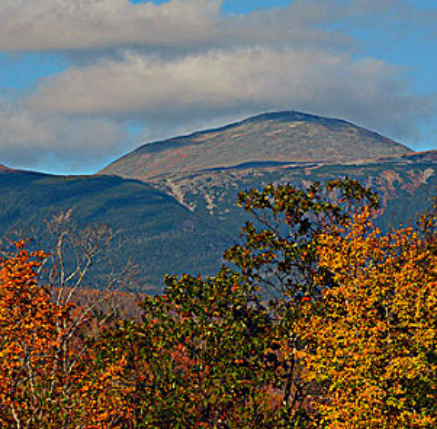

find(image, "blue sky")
[0,0,436,175]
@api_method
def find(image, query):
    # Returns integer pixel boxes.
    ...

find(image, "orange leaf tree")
[300,206,437,428]
[0,241,130,428]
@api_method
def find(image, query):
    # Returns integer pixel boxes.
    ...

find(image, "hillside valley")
[149,151,437,236]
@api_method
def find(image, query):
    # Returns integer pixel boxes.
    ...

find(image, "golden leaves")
[301,208,437,429]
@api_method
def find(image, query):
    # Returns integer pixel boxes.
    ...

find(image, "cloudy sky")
[0,0,436,175]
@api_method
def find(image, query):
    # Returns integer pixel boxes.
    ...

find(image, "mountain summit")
[101,111,412,181]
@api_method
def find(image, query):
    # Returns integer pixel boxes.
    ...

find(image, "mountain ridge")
[2,111,437,291]
[101,111,412,181]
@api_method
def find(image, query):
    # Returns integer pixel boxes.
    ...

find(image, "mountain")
[0,163,15,173]
[0,169,231,291]
[101,111,412,181]
[101,110,433,238]
[1,111,436,292]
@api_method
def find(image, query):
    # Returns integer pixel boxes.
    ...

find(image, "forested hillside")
[0,170,231,290]
[0,179,435,428]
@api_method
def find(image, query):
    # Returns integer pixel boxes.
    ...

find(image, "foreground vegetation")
[0,179,436,428]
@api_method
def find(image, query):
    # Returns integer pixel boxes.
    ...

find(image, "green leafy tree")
[98,179,378,429]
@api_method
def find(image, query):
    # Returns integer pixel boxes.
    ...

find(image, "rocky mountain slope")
[102,111,433,238]
[150,151,437,236]
[101,111,412,180]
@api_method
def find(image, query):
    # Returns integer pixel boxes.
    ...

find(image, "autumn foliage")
[300,206,437,428]
[0,179,436,428]
[0,241,129,428]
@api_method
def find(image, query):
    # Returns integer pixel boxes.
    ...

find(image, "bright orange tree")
[300,206,437,429]
[0,241,130,428]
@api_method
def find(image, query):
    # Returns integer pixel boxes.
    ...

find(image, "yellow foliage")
[300,208,437,429]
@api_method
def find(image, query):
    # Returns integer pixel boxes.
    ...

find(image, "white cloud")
[0,100,129,174]
[0,0,356,53]
[0,0,435,173]
[28,47,431,143]
[0,0,422,54]
[0,0,219,52]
